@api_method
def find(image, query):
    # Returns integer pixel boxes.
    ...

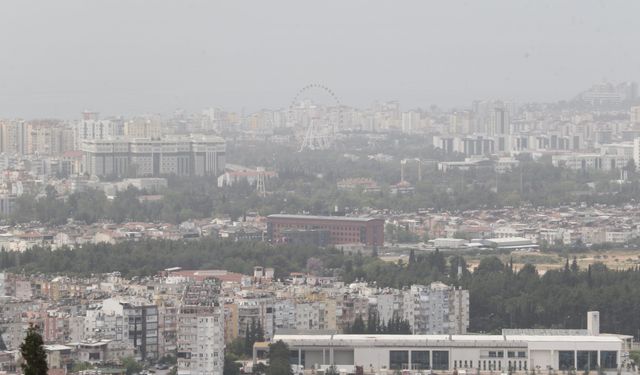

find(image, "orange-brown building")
[266,214,384,246]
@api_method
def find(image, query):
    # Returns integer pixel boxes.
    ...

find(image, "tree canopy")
[20,325,48,375]
[266,341,293,375]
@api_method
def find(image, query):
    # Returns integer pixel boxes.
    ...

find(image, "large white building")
[273,312,630,374]
[81,135,225,178]
[177,281,225,375]
[551,152,632,172]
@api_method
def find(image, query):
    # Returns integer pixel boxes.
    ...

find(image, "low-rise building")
[274,312,628,374]
[266,214,384,247]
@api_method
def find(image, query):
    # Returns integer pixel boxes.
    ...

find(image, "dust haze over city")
[1,2,640,375]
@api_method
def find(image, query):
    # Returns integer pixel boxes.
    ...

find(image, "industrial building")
[266,214,385,247]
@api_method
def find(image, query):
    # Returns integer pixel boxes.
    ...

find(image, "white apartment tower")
[75,111,122,149]
[401,111,420,134]
[402,282,469,335]
[631,106,640,124]
[177,280,225,375]
[492,107,510,135]
[634,138,640,171]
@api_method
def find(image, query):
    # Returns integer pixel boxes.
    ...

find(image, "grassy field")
[380,248,640,274]
[471,249,640,274]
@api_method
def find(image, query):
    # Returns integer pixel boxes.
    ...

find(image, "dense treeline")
[464,257,640,335]
[7,139,640,225]
[0,239,341,279]
[2,239,640,337]
[227,139,640,210]
[9,181,242,225]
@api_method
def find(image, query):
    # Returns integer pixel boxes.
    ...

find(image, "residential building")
[177,280,225,375]
[124,118,162,139]
[403,282,469,335]
[102,299,159,361]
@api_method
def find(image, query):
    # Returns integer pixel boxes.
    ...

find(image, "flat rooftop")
[44,344,73,351]
[485,237,532,244]
[268,214,382,223]
[274,333,624,347]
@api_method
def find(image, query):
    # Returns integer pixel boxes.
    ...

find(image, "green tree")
[350,315,366,334]
[227,337,246,359]
[571,256,579,272]
[366,309,381,334]
[224,354,241,375]
[121,356,143,375]
[266,341,293,375]
[20,324,48,375]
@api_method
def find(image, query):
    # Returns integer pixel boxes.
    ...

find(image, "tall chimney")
[587,311,600,335]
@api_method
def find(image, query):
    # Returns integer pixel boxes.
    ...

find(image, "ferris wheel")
[288,83,343,152]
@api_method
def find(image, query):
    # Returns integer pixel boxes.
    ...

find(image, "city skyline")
[1,1,639,118]
[2,2,640,375]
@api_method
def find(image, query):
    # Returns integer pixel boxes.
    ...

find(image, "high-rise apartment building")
[631,106,640,124]
[402,282,469,335]
[492,107,510,135]
[124,118,162,139]
[449,111,473,135]
[0,120,74,156]
[157,301,179,357]
[633,138,640,170]
[0,120,27,155]
[27,121,75,156]
[74,112,124,149]
[235,292,275,341]
[75,119,119,147]
[401,111,420,134]
[102,299,159,361]
[123,303,159,361]
[177,280,225,375]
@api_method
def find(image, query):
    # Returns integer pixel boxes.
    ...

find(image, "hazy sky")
[1,0,639,118]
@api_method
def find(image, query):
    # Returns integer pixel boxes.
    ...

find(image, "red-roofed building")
[267,214,384,246]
